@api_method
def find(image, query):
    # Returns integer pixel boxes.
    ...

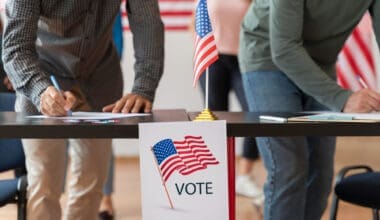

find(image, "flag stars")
[195,0,212,37]
[153,139,177,164]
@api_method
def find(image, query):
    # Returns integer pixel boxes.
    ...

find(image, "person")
[0,20,6,92]
[198,0,263,205]
[98,10,124,220]
[0,21,12,93]
[239,1,380,220]
[2,1,164,220]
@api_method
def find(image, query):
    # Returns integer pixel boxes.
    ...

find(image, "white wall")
[113,31,243,156]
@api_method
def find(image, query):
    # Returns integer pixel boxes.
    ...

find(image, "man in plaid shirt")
[2,0,164,219]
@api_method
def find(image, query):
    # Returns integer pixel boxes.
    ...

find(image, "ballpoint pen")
[50,75,72,116]
[357,76,368,89]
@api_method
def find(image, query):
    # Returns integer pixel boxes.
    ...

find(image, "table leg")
[227,137,235,220]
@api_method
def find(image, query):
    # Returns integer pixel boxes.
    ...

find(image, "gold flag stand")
[193,68,218,121]
[194,108,218,121]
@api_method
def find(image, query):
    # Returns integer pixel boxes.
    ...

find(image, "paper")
[288,112,380,123]
[27,111,151,120]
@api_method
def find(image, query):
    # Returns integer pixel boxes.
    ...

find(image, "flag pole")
[205,67,209,109]
[151,147,174,209]
[194,67,218,121]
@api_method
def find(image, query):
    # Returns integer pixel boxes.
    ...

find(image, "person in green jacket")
[239,0,380,219]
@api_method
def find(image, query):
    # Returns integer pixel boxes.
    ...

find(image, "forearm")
[2,0,51,109]
[269,0,351,111]
[127,0,164,102]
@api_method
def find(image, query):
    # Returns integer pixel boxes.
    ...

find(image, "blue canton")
[195,0,212,38]
[152,139,178,165]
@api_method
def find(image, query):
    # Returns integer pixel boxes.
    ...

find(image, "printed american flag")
[121,0,195,31]
[152,136,219,182]
[337,12,377,91]
[193,0,218,87]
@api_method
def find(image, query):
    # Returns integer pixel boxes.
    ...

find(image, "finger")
[63,91,76,111]
[121,96,136,113]
[47,87,70,115]
[42,96,67,116]
[366,91,380,109]
[49,87,67,107]
[102,103,116,112]
[144,101,152,113]
[129,98,144,113]
[366,95,380,111]
[366,89,380,100]
[359,89,380,111]
[112,99,128,113]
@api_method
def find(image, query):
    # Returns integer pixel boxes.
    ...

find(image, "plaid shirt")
[2,0,164,110]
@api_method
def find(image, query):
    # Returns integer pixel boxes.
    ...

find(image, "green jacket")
[239,0,380,111]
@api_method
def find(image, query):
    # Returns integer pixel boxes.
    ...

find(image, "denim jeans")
[242,70,336,220]
[199,54,259,160]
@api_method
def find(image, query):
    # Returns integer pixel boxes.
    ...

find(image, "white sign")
[139,120,229,220]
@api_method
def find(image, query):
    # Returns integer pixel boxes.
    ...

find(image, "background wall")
[113,32,244,156]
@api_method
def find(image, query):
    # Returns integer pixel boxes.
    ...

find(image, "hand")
[343,88,380,113]
[102,93,153,113]
[40,86,76,116]
[3,76,14,91]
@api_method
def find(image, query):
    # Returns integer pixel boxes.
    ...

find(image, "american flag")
[152,136,219,182]
[337,12,377,91]
[121,0,195,31]
[193,0,218,87]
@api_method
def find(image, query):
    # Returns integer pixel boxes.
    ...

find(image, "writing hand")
[343,88,380,113]
[40,86,76,116]
[102,93,152,113]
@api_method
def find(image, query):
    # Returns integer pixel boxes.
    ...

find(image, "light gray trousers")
[23,138,111,220]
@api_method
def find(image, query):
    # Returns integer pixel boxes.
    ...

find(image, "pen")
[259,115,287,122]
[357,76,368,89]
[50,75,72,116]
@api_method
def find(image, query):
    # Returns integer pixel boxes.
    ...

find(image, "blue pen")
[50,75,72,116]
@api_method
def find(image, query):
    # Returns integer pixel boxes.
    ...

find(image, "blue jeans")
[242,70,336,220]
[199,54,259,160]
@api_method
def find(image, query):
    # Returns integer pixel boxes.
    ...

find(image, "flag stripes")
[337,13,376,91]
[192,0,219,87]
[121,0,195,31]
[174,135,219,175]
[193,34,219,86]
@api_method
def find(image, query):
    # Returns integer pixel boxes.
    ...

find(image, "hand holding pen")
[343,77,380,113]
[39,76,75,116]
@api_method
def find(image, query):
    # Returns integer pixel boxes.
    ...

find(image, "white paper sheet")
[27,111,151,120]
[290,111,380,122]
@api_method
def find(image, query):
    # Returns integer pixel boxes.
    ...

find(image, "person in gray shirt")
[2,0,163,219]
[239,0,380,219]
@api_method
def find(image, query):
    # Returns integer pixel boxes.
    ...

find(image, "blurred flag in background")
[121,0,195,31]
[337,12,377,91]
